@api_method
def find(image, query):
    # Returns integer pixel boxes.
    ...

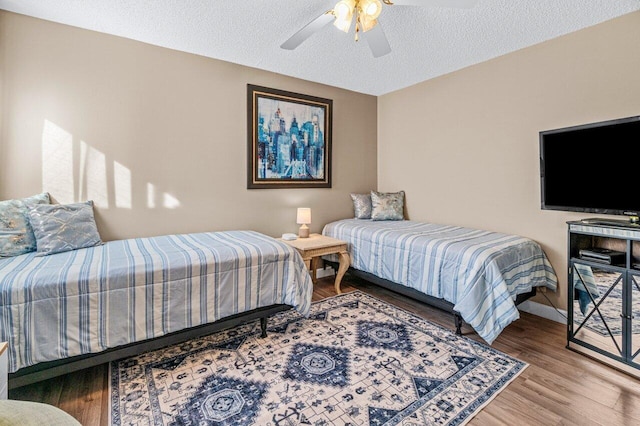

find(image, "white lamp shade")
[297,208,311,225]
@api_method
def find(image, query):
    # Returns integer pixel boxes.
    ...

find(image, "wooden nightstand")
[279,233,350,294]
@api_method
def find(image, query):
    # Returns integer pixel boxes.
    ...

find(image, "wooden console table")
[279,233,350,294]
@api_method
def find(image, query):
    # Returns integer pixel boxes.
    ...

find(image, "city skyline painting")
[247,84,332,189]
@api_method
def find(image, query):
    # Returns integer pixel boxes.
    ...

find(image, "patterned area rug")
[574,271,640,336]
[110,291,526,425]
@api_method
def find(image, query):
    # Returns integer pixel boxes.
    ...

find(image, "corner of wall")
[0,11,6,198]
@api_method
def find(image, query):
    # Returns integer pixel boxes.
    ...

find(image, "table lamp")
[297,207,311,238]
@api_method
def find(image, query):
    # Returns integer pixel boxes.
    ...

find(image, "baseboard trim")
[518,300,566,324]
[315,267,335,279]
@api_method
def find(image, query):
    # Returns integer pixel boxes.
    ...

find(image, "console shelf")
[567,221,640,376]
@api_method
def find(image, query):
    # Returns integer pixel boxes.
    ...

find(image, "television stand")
[580,218,640,229]
[567,221,640,377]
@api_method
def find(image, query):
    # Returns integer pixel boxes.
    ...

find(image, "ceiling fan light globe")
[334,0,355,20]
[360,0,382,19]
[333,17,353,33]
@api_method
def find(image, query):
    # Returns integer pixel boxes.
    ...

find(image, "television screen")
[540,115,640,217]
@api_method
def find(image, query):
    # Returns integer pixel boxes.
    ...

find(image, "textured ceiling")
[1,0,639,96]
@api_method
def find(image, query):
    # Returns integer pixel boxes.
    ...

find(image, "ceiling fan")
[281,0,478,58]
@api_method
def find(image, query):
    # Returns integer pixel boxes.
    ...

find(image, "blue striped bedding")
[0,230,313,373]
[322,219,557,344]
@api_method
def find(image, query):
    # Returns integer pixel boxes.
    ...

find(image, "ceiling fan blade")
[388,0,477,8]
[365,24,391,58]
[280,12,335,50]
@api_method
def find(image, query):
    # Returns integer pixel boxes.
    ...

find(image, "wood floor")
[8,274,640,426]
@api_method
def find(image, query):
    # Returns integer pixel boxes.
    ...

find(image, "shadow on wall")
[41,119,180,210]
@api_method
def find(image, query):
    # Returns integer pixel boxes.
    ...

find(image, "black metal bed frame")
[8,304,291,389]
[325,260,537,336]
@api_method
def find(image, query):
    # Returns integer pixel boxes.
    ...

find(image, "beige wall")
[4,9,640,312]
[378,11,640,310]
[0,11,377,241]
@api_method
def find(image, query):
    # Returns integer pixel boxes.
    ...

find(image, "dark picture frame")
[247,84,332,189]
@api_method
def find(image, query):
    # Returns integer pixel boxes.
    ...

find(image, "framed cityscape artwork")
[247,84,332,189]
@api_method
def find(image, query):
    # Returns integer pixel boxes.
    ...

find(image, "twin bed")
[2,218,557,388]
[1,230,313,387]
[323,219,558,344]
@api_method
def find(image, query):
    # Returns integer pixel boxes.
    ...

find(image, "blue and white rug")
[110,291,526,425]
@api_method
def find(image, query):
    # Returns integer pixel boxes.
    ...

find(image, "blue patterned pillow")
[371,190,405,221]
[350,193,372,219]
[0,192,51,257]
[28,201,103,256]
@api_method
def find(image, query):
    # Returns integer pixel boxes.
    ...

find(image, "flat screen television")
[539,115,640,222]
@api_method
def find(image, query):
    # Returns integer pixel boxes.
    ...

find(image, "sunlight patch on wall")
[163,193,181,209]
[149,183,181,210]
[114,161,132,209]
[80,141,109,208]
[43,119,180,210]
[42,120,74,203]
[78,140,87,201]
[147,183,156,208]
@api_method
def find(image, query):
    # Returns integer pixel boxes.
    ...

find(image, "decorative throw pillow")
[28,200,103,256]
[350,193,372,219]
[370,190,405,221]
[0,192,50,257]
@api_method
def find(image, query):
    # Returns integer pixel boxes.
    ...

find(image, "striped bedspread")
[0,230,313,373]
[323,219,557,344]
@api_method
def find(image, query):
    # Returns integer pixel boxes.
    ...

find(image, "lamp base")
[298,224,310,238]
